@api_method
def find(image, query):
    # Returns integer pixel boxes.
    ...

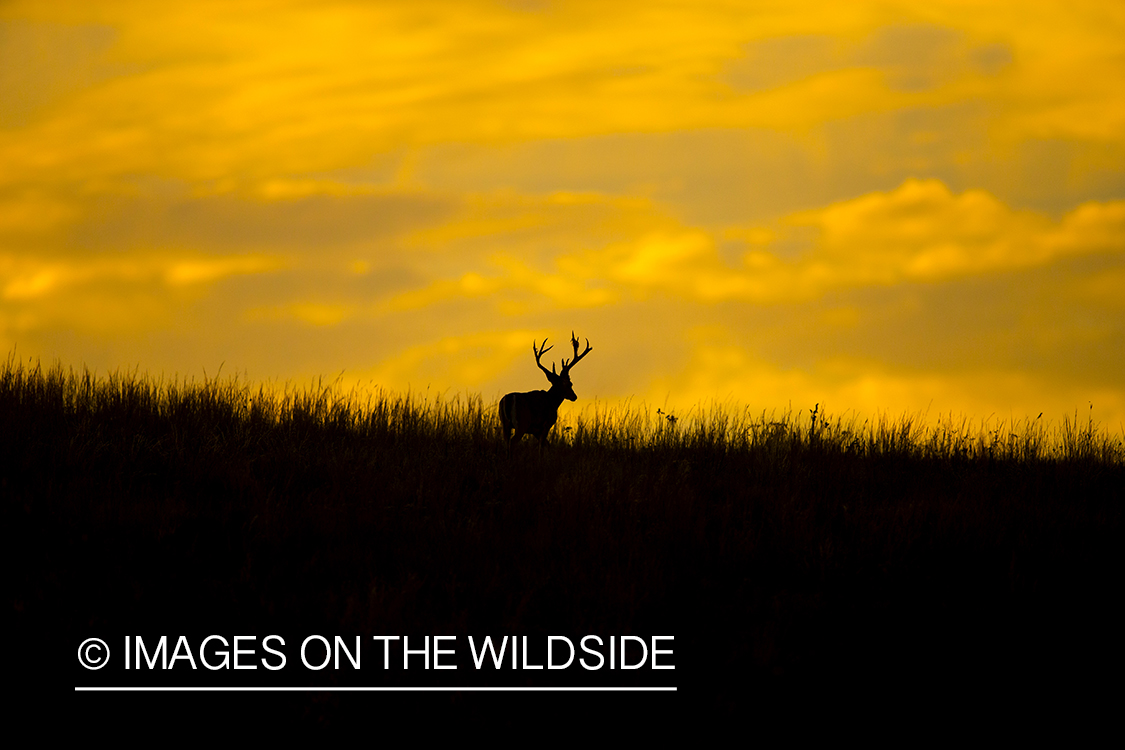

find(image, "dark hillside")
[6,357,1122,727]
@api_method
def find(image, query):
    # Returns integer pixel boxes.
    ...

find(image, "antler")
[560,331,592,374]
[533,338,556,377]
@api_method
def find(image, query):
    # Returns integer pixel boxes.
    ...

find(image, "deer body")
[499,388,567,450]
[499,332,592,455]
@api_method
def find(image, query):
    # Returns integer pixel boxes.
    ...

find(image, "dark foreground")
[6,359,1122,729]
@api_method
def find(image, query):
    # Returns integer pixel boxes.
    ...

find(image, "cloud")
[0,190,81,236]
[388,255,616,313]
[0,251,282,346]
[0,19,121,127]
[384,190,664,311]
[355,329,546,392]
[617,180,1123,296]
[724,24,1014,95]
[390,179,1125,309]
[1073,265,1125,311]
[246,301,355,327]
[73,187,455,251]
[788,179,1125,282]
[163,256,279,285]
[2,2,1119,203]
[0,252,281,301]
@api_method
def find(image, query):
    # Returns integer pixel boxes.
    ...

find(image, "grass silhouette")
[8,354,1122,723]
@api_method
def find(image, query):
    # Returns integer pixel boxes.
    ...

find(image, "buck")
[499,332,593,455]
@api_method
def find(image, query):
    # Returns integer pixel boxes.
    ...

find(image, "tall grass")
[565,397,1123,463]
[5,354,1119,465]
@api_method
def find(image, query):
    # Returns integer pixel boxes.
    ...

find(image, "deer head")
[533,331,592,402]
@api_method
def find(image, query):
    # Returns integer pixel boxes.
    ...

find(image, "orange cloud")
[787,179,1124,283]
[390,180,1124,309]
[2,1,1120,199]
[355,329,547,392]
[1,252,280,301]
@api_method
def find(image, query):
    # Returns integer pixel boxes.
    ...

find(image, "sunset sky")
[3,0,1123,427]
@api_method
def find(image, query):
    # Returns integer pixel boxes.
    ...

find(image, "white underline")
[76,686,677,692]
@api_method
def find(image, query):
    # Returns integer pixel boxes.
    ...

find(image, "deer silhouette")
[499,332,592,456]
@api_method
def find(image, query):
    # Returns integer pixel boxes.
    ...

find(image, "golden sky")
[2,0,1123,427]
